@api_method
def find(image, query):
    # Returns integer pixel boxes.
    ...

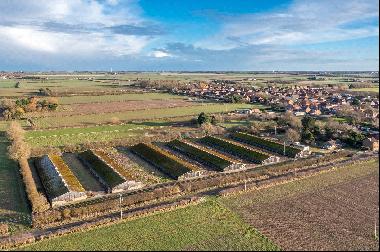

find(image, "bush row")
[19,159,50,213]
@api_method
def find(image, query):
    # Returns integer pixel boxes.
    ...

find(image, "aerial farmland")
[0,71,378,251]
[0,1,379,250]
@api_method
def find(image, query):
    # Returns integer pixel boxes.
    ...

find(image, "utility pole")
[283,141,286,156]
[119,193,123,220]
[274,126,277,136]
[375,210,379,240]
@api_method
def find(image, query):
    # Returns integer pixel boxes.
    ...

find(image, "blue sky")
[0,0,378,71]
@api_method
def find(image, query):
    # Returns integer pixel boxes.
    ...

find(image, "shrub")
[0,223,9,236]
[109,117,120,124]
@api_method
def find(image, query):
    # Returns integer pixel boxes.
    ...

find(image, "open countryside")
[0,0,379,251]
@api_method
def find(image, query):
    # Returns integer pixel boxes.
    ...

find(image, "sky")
[0,0,378,71]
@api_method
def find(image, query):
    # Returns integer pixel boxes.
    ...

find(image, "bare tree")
[285,128,301,143]
[6,121,25,141]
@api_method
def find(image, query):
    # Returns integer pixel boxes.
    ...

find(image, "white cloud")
[196,0,379,50]
[106,0,120,6]
[151,50,172,58]
[0,0,151,58]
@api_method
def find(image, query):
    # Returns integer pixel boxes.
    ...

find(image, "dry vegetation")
[6,122,49,213]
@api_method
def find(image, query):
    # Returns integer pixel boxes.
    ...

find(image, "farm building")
[231,132,310,158]
[166,139,246,172]
[197,136,280,165]
[78,150,143,193]
[130,143,204,180]
[36,155,87,206]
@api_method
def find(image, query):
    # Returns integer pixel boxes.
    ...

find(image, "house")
[294,111,306,117]
[362,138,379,151]
[322,140,337,150]
[364,109,379,118]
[235,109,252,114]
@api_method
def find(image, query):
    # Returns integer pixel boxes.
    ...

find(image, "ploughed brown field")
[221,159,379,251]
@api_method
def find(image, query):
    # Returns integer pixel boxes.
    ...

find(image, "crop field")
[20,199,279,251]
[38,99,198,117]
[105,148,167,185]
[0,136,30,233]
[220,158,379,251]
[350,87,379,93]
[57,92,184,105]
[31,103,258,129]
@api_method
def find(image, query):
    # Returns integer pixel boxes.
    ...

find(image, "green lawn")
[0,136,31,234]
[20,199,279,251]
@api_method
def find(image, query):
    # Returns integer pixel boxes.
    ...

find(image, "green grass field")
[32,103,259,129]
[0,136,31,234]
[20,199,279,251]
[219,120,251,128]
[58,92,184,104]
[350,87,379,93]
[25,122,174,147]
